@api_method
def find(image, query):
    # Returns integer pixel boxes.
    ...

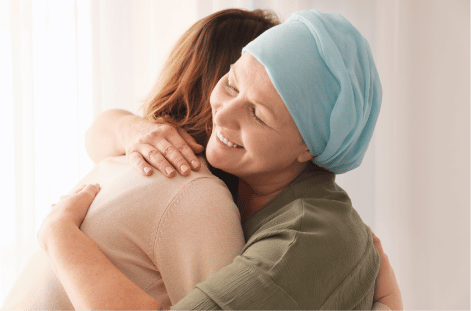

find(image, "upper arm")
[153,177,244,305]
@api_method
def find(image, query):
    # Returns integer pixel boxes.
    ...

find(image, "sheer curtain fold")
[1,0,95,303]
[1,0,469,309]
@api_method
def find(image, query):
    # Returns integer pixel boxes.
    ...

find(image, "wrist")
[38,216,77,255]
[118,114,145,153]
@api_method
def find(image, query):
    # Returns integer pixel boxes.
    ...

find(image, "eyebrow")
[229,64,275,115]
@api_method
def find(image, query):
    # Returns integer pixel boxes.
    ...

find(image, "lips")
[216,127,242,148]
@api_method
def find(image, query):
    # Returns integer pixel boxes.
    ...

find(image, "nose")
[213,98,241,130]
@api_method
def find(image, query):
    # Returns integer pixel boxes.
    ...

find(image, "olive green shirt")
[172,164,380,310]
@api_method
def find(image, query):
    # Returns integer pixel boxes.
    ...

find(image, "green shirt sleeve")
[172,227,378,310]
[171,256,300,310]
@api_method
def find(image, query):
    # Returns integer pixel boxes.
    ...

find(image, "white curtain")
[1,0,469,309]
[1,0,95,301]
[373,1,469,309]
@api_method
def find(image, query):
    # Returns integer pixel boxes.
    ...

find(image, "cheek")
[250,133,303,162]
[209,80,226,111]
[246,134,279,158]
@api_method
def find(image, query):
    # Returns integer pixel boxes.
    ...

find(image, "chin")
[206,147,234,175]
[206,139,224,168]
[206,148,227,171]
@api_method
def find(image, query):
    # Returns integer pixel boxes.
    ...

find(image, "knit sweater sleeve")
[153,177,244,306]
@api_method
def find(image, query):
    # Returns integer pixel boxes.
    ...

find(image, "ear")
[297,147,313,163]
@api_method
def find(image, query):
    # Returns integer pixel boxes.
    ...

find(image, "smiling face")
[206,53,313,186]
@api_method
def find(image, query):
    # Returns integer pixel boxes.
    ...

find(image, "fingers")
[178,128,205,154]
[125,122,204,177]
[72,185,87,194]
[157,129,202,174]
[371,230,385,254]
[156,140,192,176]
[131,147,177,177]
[71,184,101,204]
[143,125,201,174]
[81,184,101,196]
[143,124,198,175]
[138,139,199,177]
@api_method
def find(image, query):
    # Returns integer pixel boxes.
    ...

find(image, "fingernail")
[95,183,100,189]
[166,167,174,175]
[144,167,151,174]
[181,165,189,173]
[191,160,198,168]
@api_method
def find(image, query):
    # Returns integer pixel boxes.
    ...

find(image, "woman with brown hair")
[35,7,404,310]
[2,9,280,310]
[4,8,402,311]
[86,9,280,180]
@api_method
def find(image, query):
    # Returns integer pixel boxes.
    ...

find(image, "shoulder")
[90,156,223,196]
[238,170,378,308]
[155,161,240,236]
[242,195,366,268]
[240,204,378,309]
[167,159,236,213]
[166,175,237,217]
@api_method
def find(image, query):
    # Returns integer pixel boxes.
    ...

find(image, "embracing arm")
[85,109,204,176]
[85,109,137,164]
[43,223,161,310]
[38,184,162,310]
[38,177,244,310]
[372,232,403,310]
[41,224,399,310]
[39,184,401,310]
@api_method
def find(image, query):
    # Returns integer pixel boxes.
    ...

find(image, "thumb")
[78,184,101,202]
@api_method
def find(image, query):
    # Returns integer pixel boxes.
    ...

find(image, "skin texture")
[206,53,314,218]
[207,54,312,180]
[38,54,403,311]
[85,109,204,177]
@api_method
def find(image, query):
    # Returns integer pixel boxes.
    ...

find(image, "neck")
[236,163,309,220]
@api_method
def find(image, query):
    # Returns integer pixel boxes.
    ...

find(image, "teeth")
[216,128,240,148]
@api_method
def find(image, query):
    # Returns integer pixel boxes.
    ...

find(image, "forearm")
[43,222,162,310]
[85,109,142,163]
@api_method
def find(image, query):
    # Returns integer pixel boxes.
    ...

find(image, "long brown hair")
[142,9,280,146]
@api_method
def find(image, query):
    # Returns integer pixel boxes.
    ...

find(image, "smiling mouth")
[216,128,243,148]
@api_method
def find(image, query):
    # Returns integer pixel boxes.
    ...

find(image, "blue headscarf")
[242,10,382,174]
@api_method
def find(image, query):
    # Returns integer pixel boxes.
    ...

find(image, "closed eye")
[252,107,265,125]
[225,78,238,93]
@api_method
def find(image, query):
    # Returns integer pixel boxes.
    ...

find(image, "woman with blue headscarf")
[36,9,402,310]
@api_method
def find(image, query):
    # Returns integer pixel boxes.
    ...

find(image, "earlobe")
[297,148,313,163]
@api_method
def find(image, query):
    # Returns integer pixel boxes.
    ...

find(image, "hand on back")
[121,115,205,177]
[38,184,101,252]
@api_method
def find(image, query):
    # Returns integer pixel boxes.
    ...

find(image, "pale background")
[0,0,469,309]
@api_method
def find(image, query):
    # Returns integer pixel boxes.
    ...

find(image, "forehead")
[230,53,303,136]
[232,54,284,111]
[232,53,275,91]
